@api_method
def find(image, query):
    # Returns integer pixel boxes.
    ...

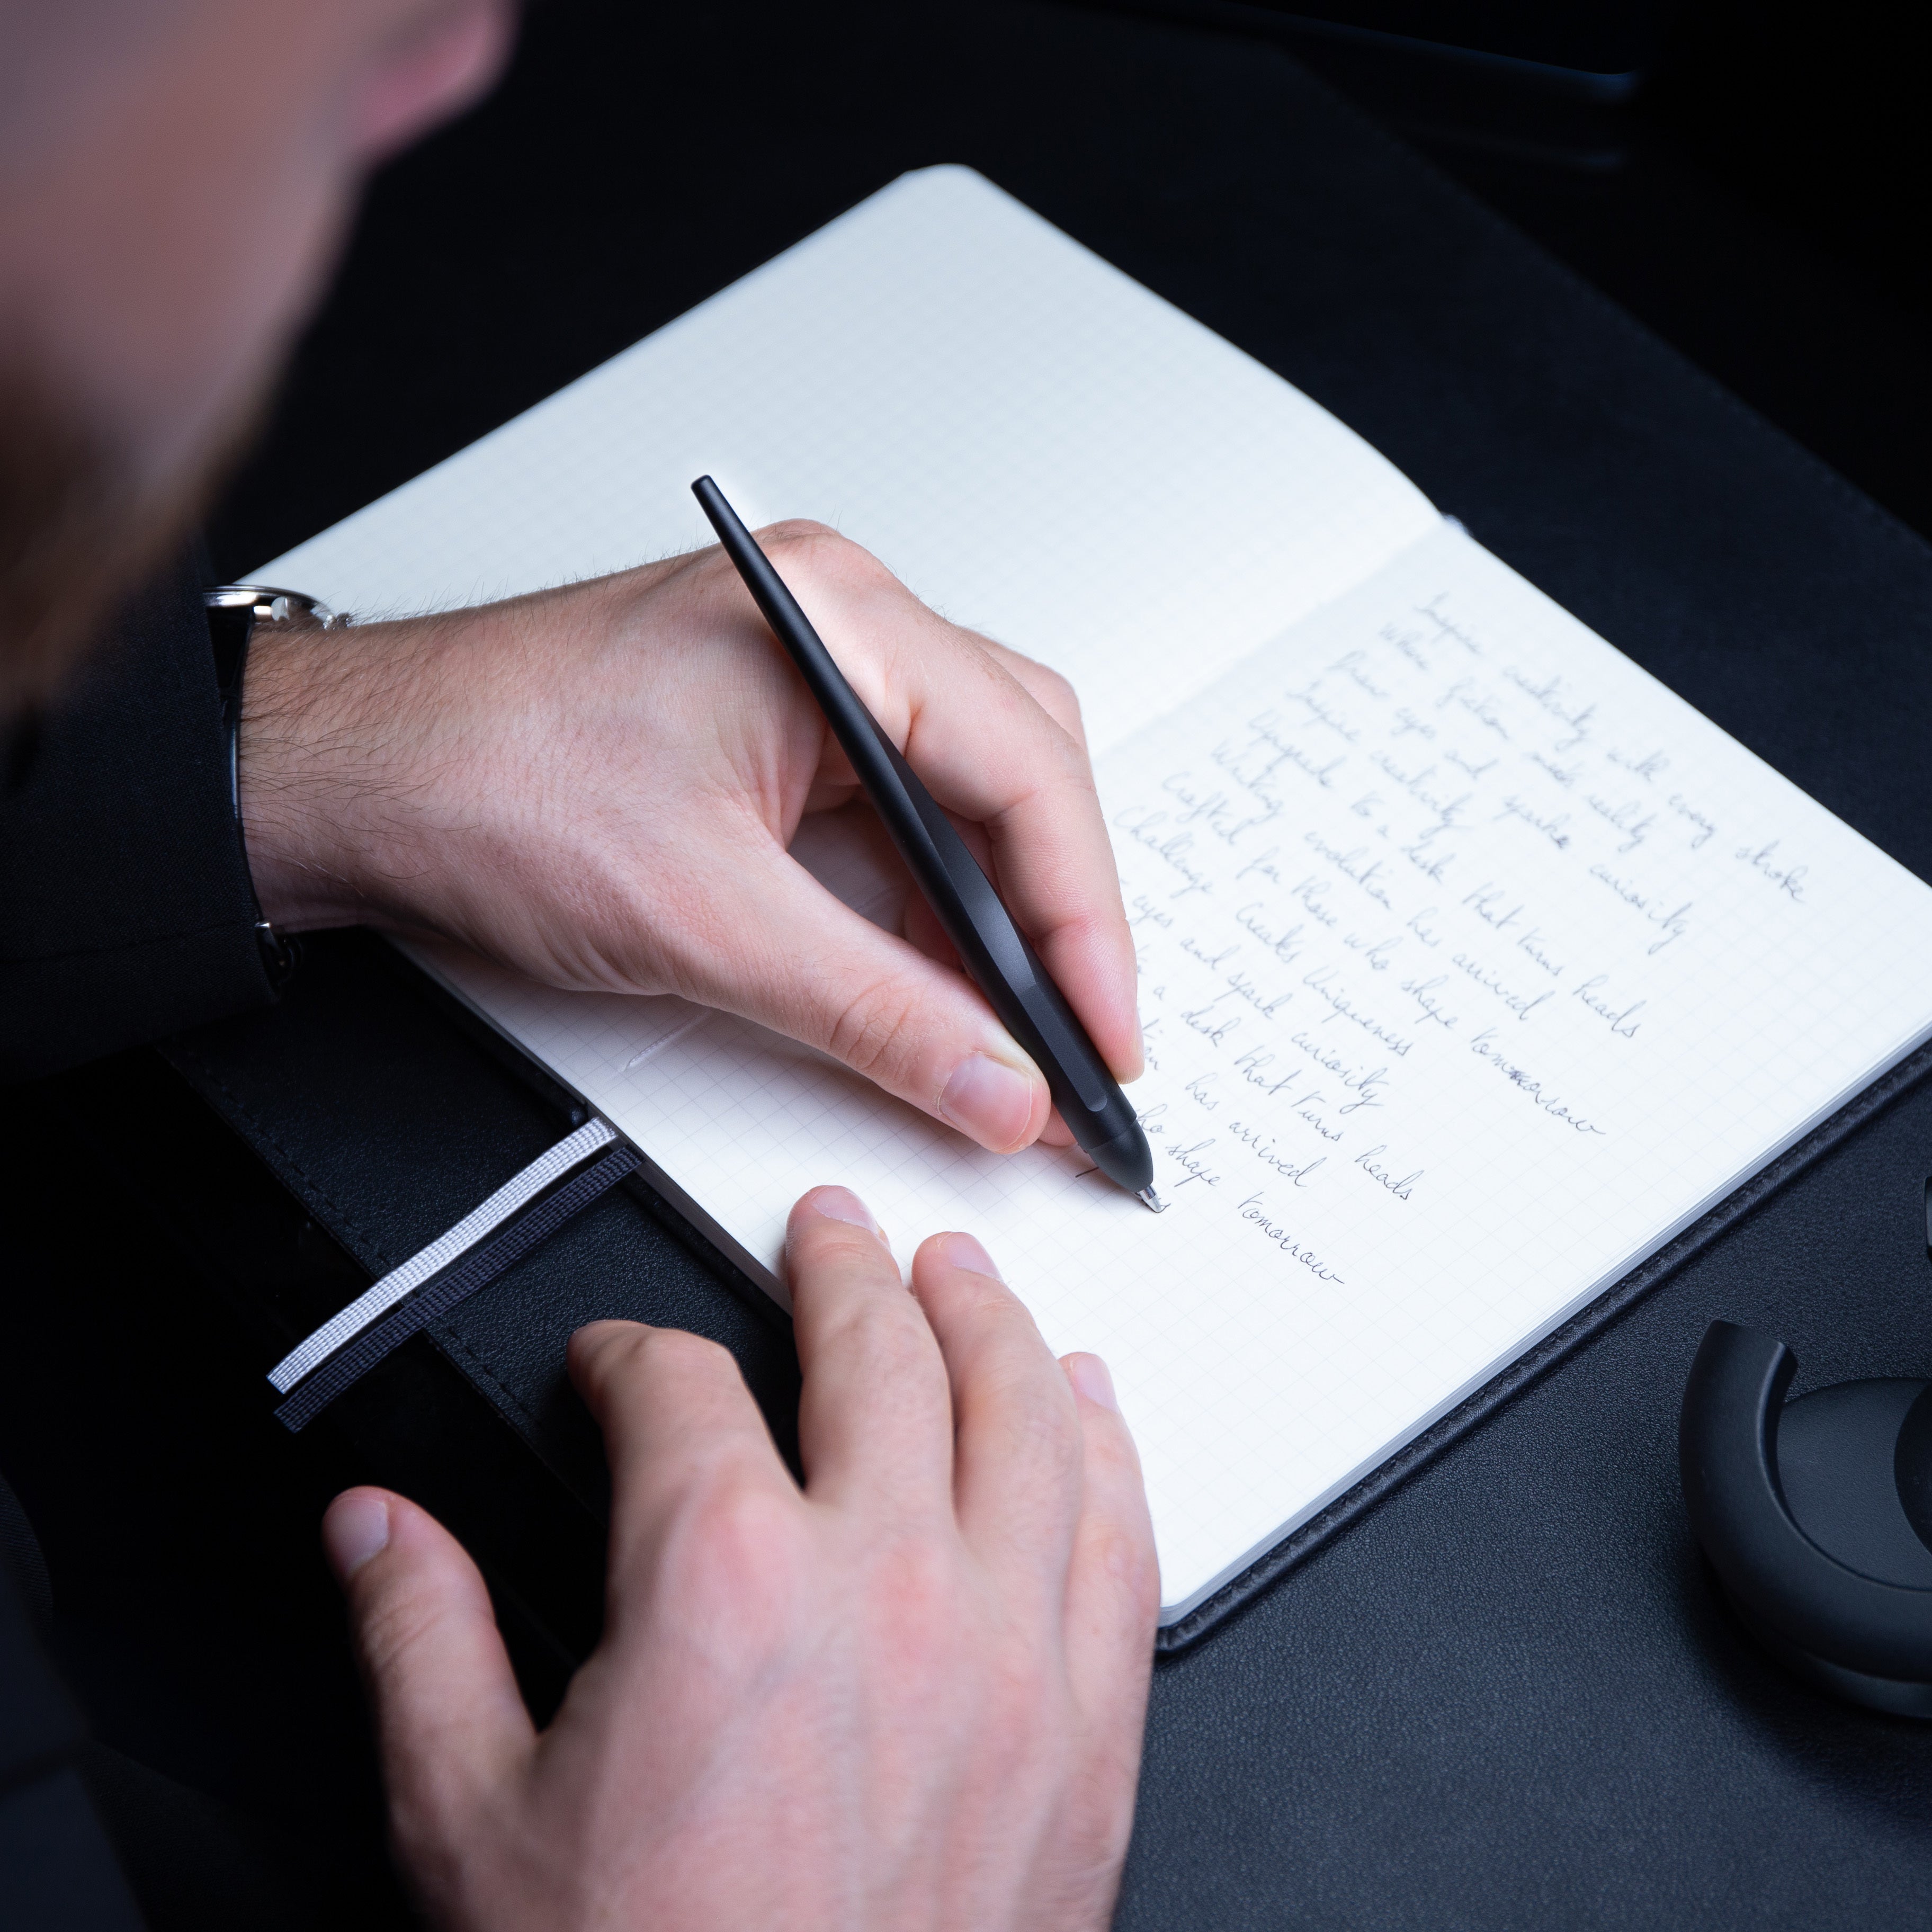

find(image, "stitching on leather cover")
[425,1322,545,1435]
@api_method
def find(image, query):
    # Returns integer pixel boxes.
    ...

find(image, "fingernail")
[940,1053,1039,1151]
[324,1492,390,1579]
[1066,1353,1120,1414]
[940,1230,1003,1280]
[810,1185,880,1233]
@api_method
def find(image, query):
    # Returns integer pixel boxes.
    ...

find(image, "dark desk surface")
[38,2,1932,1924]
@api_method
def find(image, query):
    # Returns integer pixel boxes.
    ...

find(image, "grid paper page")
[257,165,1439,757]
[413,523,1932,1620]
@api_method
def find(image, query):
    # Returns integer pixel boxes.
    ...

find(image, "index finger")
[784,1185,957,1522]
[792,542,1142,1085]
[908,1230,1083,1593]
[567,1320,795,1599]
[973,632,1091,754]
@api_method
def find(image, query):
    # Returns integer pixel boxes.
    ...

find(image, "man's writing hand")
[240,525,1140,1153]
[322,1186,1159,1930]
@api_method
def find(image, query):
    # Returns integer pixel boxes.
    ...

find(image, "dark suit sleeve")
[0,549,278,1080]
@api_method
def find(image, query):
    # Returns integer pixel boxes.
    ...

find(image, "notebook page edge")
[391,935,794,1314]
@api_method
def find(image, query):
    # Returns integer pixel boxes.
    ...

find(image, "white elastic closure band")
[269,1117,619,1393]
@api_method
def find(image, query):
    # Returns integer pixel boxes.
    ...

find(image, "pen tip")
[1137,1186,1167,1214]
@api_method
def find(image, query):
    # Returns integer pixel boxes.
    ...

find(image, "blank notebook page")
[261,165,1438,757]
[262,168,1932,1621]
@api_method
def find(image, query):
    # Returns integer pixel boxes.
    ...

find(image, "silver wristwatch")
[203,583,352,984]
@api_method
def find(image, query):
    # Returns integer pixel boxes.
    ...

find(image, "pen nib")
[1137,1186,1167,1214]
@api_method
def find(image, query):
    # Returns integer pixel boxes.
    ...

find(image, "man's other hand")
[240,526,1141,1154]
[321,1185,1159,1931]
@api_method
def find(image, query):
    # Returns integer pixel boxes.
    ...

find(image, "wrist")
[238,610,444,932]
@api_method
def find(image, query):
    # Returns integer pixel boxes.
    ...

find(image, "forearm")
[238,605,467,933]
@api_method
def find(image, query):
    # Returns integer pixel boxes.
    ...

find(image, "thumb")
[700,847,1053,1155]
[324,1488,534,1859]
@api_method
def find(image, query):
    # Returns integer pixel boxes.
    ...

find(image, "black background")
[213,0,1932,570]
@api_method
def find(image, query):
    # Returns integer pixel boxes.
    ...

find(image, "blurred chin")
[0,353,263,715]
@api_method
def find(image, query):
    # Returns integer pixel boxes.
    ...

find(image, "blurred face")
[0,0,515,706]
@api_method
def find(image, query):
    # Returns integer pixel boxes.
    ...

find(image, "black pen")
[692,477,1162,1211]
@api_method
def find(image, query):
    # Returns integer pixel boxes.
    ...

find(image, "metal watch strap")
[202,583,347,987]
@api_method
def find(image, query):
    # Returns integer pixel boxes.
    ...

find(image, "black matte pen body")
[691,476,1161,1209]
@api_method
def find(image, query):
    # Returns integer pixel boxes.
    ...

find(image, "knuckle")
[990,761,1095,847]
[997,1406,1084,1505]
[668,1471,812,1651]
[819,1292,938,1392]
[1081,1428,1145,1506]
[692,1469,808,1583]
[1039,736,1098,793]
[954,1337,1080,1466]
[585,1321,737,1403]
[356,1573,466,1687]
[578,1319,654,1387]
[1082,1518,1161,1624]
[1007,1371,1083,1468]
[640,1325,737,1383]
[825,973,928,1087]
[1030,900,1117,974]
[983,651,1081,742]
[759,516,839,547]
[1033,663,1082,720]
[863,1533,967,1657]
[591,1321,734,1414]
[763,523,890,593]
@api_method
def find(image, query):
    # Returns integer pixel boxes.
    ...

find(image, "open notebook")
[261,166,1932,1627]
